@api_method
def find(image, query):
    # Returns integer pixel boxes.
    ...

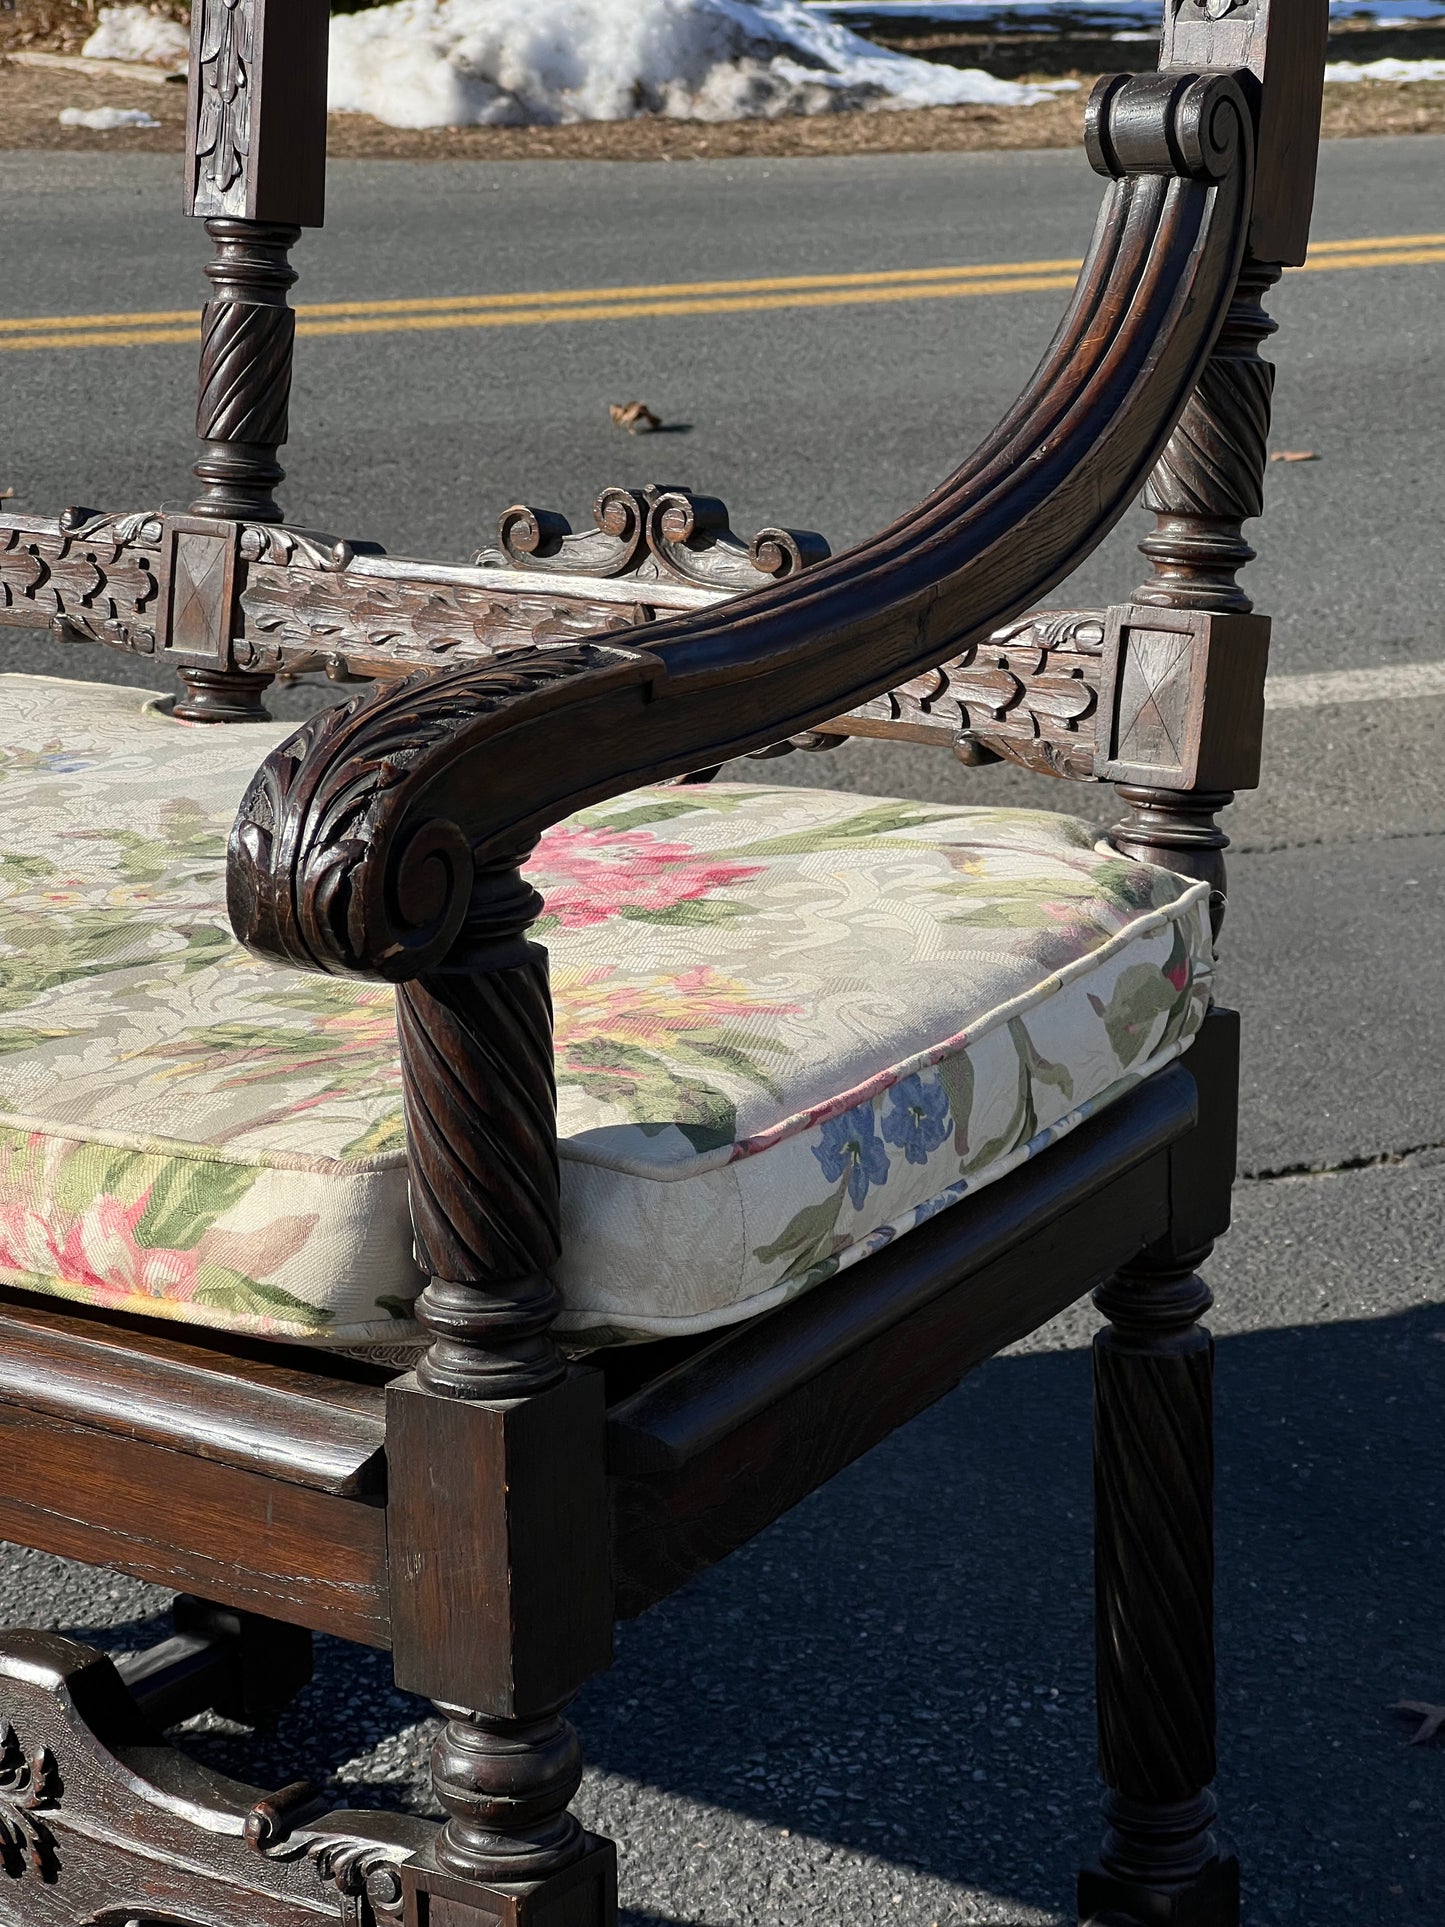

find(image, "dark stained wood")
[1111,254,1284,932]
[1160,0,1328,267]
[0,0,1333,1918]
[185,0,329,229]
[180,0,330,718]
[388,1371,612,1716]
[1077,1006,1239,1924]
[607,1064,1195,1616]
[0,1405,389,1647]
[0,1629,427,1925]
[381,860,614,1916]
[116,1596,314,1730]
[0,1293,387,1495]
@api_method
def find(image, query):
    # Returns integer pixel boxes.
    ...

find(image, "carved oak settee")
[0,0,1327,1922]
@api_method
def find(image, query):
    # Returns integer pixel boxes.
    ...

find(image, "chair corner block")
[404,1832,618,1927]
[386,1367,614,1717]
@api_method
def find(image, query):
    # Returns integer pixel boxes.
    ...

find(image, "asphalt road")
[1,136,1443,1927]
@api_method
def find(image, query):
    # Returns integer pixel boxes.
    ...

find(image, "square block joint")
[1094,606,1270,792]
[404,1834,618,1927]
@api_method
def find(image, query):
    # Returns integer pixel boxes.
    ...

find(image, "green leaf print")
[617,898,757,927]
[0,853,57,885]
[1087,959,1183,1068]
[570,799,713,834]
[753,1183,847,1282]
[936,1051,975,1158]
[133,1158,257,1253]
[52,1142,153,1218]
[83,800,227,887]
[375,1293,420,1321]
[1010,1017,1074,1103]
[0,1026,78,1057]
[559,1038,739,1142]
[191,1263,331,1325]
[725,800,959,858]
[342,1114,409,1159]
[964,1035,1035,1173]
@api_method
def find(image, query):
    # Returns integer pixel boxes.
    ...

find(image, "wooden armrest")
[228,71,1258,980]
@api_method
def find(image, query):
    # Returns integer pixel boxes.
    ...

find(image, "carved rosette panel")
[190,0,254,218]
[0,517,161,653]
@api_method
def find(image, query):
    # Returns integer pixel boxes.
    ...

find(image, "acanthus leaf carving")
[228,641,663,980]
[0,1720,60,1881]
[191,0,254,219]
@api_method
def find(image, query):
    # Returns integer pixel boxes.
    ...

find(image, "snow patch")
[59,105,163,128]
[80,6,190,67]
[327,0,1079,129]
[1324,53,1445,77]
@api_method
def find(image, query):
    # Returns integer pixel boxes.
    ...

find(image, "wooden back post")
[176,0,329,721]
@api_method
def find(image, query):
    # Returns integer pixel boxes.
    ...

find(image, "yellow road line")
[0,233,1440,354]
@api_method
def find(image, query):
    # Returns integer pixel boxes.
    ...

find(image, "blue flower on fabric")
[814,1103,890,1210]
[881,1073,952,1166]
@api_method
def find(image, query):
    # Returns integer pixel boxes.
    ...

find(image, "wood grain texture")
[1160,0,1328,266]
[185,0,329,228]
[0,1630,428,1926]
[1076,1008,1239,1926]
[0,1292,387,1495]
[0,1405,389,1646]
[387,1370,612,1715]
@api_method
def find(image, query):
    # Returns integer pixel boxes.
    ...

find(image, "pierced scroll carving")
[0,1722,60,1881]
[0,516,161,654]
[189,0,254,220]
[831,609,1107,778]
[0,1632,437,1927]
[479,484,830,593]
[253,1815,410,1925]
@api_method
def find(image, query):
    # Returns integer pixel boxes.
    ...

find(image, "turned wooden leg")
[1078,1248,1237,1927]
[386,860,616,1927]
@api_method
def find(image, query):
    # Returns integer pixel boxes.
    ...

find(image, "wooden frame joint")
[1095,603,1270,791]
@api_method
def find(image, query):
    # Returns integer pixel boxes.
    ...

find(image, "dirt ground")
[2,0,1444,160]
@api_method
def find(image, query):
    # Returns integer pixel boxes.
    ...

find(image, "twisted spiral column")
[394,855,600,1906]
[1079,1254,1237,1926]
[1112,258,1283,939]
[178,216,299,721]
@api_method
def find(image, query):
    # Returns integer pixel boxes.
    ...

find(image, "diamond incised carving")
[1113,625,1196,771]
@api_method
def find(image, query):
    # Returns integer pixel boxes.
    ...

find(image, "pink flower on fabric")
[0,1189,200,1306]
[531,825,762,929]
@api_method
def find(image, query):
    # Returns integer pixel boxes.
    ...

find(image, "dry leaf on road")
[1270,450,1320,463]
[0,487,14,500]
[610,401,662,434]
[1391,1700,1445,1745]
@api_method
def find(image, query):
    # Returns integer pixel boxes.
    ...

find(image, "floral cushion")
[0,674,1213,1350]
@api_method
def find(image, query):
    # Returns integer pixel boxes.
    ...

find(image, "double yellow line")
[1,230,1441,356]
